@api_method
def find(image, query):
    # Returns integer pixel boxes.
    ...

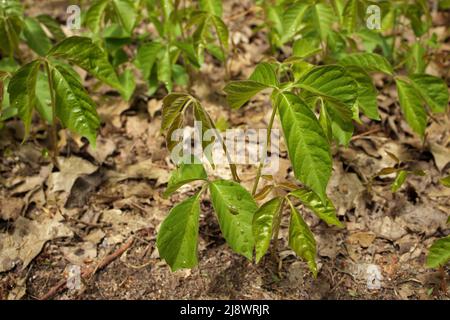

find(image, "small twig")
[39,237,134,300]
[350,128,382,141]
[227,6,261,21]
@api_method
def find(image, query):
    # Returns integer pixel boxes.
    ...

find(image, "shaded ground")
[0,0,449,300]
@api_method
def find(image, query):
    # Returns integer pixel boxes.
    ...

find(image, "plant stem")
[219,40,230,81]
[44,61,59,167]
[252,103,278,195]
[193,98,240,182]
[270,197,285,259]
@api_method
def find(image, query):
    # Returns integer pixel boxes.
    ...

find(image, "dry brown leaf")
[0,214,73,272]
[47,156,98,194]
[429,142,450,171]
[0,197,24,221]
[347,231,376,248]
[87,136,116,164]
[108,159,169,186]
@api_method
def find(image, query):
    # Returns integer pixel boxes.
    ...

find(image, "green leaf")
[209,180,258,260]
[253,197,284,263]
[210,15,229,51]
[192,101,216,166]
[85,0,109,34]
[48,36,123,93]
[22,17,52,56]
[339,52,393,75]
[297,65,357,111]
[224,80,269,109]
[36,14,66,41]
[327,100,354,146]
[160,0,174,37]
[205,43,225,62]
[281,2,308,43]
[406,42,426,74]
[157,194,201,271]
[35,71,52,124]
[166,113,183,153]
[311,3,334,42]
[342,0,361,33]
[410,74,449,113]
[111,0,137,34]
[199,0,222,17]
[164,162,208,197]
[290,188,343,227]
[292,37,321,58]
[135,41,163,79]
[288,202,317,277]
[395,78,427,137]
[189,11,209,45]
[85,0,136,34]
[426,236,450,268]
[49,63,100,147]
[118,69,135,101]
[249,62,278,87]
[318,99,332,142]
[346,66,380,120]
[391,170,408,193]
[276,92,332,202]
[0,0,23,16]
[441,176,450,188]
[8,60,41,138]
[161,93,191,131]
[157,46,172,92]
[175,41,201,68]
[0,12,22,57]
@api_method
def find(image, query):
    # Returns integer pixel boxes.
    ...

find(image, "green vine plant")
[0,0,127,162]
[1,0,448,278]
[133,0,230,94]
[158,42,448,275]
[0,0,67,125]
[5,36,125,164]
[83,0,230,97]
[260,0,435,64]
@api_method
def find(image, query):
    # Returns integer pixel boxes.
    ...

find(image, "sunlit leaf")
[340,52,393,76]
[7,60,41,138]
[49,36,123,94]
[426,236,450,268]
[288,202,317,277]
[164,162,208,197]
[224,80,270,109]
[290,188,343,227]
[276,92,332,202]
[410,74,449,113]
[49,63,100,147]
[157,194,201,271]
[22,17,52,56]
[209,180,258,259]
[253,197,284,263]
[395,78,427,137]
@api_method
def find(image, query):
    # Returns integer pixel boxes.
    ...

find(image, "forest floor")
[0,0,449,300]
